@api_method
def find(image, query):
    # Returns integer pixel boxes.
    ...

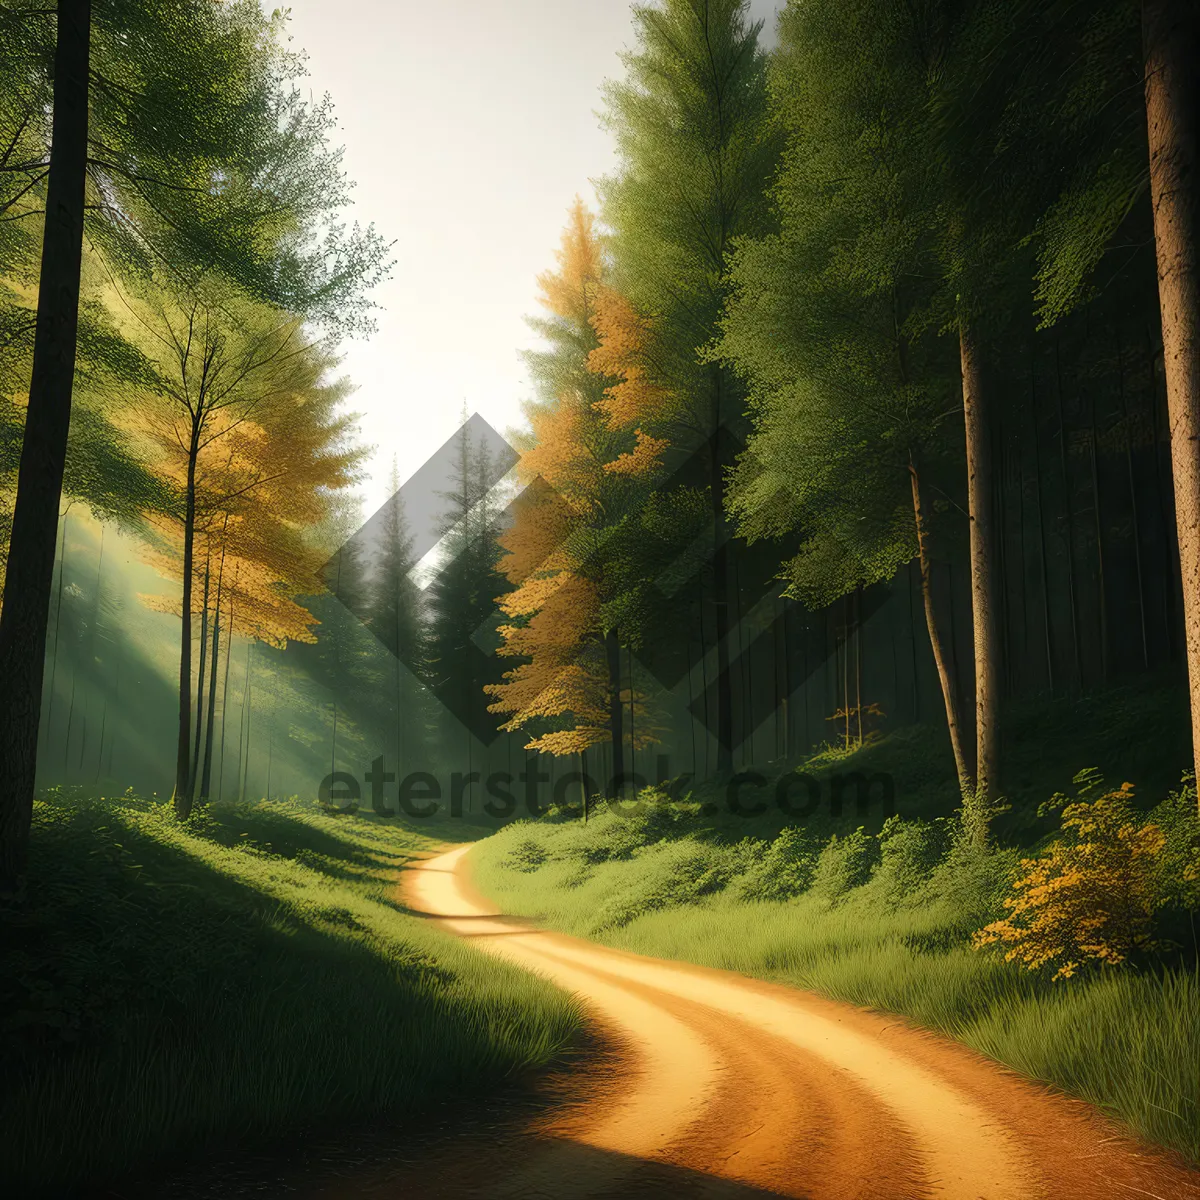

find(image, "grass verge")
[1,790,583,1196]
[470,721,1200,1166]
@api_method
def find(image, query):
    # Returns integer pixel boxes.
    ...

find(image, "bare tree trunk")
[1055,338,1083,687]
[1143,0,1200,805]
[910,458,972,789]
[189,549,211,795]
[1029,366,1056,691]
[1088,394,1110,683]
[605,628,624,795]
[960,319,1000,805]
[216,580,236,803]
[855,585,864,746]
[199,539,227,801]
[710,385,733,774]
[174,435,199,818]
[0,0,92,887]
[1117,330,1151,668]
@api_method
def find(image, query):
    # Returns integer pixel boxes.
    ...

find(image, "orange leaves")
[534,197,604,327]
[604,428,671,477]
[490,197,673,756]
[588,285,673,431]
[973,781,1168,980]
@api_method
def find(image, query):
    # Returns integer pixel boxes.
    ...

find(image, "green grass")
[0,790,584,1196]
[470,709,1200,1166]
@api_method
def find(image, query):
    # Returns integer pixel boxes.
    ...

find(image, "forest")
[1,0,1199,1196]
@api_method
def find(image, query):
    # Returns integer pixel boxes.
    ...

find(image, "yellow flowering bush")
[973,776,1166,981]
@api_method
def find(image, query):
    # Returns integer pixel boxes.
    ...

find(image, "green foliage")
[727,826,816,902]
[0,791,581,1194]
[501,835,550,873]
[809,827,878,901]
[473,754,1200,1163]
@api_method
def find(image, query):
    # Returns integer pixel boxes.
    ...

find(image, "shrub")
[810,827,877,901]
[588,839,742,930]
[500,836,550,873]
[729,827,817,902]
[872,816,946,899]
[973,775,1167,980]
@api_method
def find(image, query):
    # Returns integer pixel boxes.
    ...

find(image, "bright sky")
[281,0,784,516]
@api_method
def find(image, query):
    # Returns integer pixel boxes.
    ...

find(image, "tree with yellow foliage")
[126,275,361,816]
[488,200,660,788]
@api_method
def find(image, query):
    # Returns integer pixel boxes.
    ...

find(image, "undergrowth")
[0,789,582,1196]
[472,759,1200,1165]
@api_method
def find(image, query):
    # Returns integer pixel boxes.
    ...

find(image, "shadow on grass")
[0,793,581,1197]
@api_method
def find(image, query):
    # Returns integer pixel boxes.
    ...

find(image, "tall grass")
[472,782,1200,1165]
[1,791,583,1195]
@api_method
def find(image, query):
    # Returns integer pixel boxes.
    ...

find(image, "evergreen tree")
[596,0,780,774]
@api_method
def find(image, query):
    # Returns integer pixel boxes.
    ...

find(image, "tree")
[425,414,511,768]
[364,460,430,790]
[1141,0,1200,802]
[489,201,664,787]
[596,0,779,774]
[130,282,360,816]
[717,0,973,789]
[0,0,389,883]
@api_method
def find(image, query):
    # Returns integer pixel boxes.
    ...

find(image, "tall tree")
[1141,0,1200,800]
[132,288,360,816]
[596,0,779,774]
[0,0,388,882]
[718,0,973,788]
[490,201,659,781]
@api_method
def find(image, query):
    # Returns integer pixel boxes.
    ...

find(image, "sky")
[280,0,784,517]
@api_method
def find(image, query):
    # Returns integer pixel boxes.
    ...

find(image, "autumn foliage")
[973,776,1169,980]
[488,199,664,757]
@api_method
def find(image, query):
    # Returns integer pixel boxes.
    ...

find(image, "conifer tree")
[596,0,779,774]
[489,201,662,781]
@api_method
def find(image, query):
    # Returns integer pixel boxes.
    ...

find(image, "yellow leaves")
[604,428,671,477]
[534,197,604,326]
[588,286,673,430]
[973,782,1168,981]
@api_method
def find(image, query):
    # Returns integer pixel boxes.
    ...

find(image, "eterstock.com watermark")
[318,757,895,822]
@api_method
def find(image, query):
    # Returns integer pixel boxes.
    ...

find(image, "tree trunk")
[0,0,92,888]
[960,319,1000,805]
[199,545,227,802]
[605,628,624,795]
[910,457,972,790]
[189,550,211,795]
[174,434,199,818]
[1143,0,1200,805]
[216,578,236,802]
[1055,338,1083,687]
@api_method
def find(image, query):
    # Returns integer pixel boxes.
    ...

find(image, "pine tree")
[596,0,779,775]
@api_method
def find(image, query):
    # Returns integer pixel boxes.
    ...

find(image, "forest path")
[303,844,1200,1200]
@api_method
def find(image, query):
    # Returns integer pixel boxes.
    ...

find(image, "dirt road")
[369,845,1197,1200]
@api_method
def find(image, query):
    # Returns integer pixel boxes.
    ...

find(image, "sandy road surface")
[303,845,1199,1200]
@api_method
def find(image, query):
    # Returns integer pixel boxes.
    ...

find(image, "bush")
[500,835,550,873]
[729,827,817,902]
[589,839,742,931]
[810,827,877,901]
[872,816,947,900]
[974,774,1169,980]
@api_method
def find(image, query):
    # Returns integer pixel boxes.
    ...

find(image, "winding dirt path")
[367,845,1199,1200]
